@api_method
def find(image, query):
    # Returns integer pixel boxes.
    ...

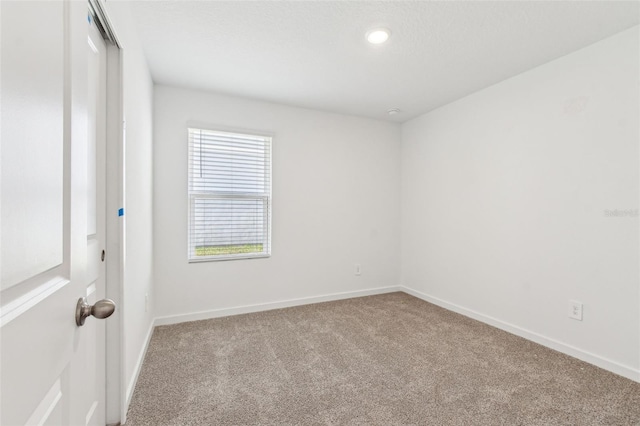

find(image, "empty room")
[1,1,639,425]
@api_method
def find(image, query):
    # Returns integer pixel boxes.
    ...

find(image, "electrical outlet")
[355,264,362,276]
[569,300,583,321]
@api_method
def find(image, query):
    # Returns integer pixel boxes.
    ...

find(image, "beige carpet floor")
[125,292,640,425]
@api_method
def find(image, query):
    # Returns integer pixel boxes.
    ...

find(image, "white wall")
[401,26,639,380]
[153,86,401,320]
[103,0,155,416]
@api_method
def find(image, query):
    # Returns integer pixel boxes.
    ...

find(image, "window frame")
[187,127,272,263]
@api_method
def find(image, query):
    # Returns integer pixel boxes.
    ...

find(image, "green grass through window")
[195,244,264,256]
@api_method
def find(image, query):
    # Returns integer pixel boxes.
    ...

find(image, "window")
[188,128,272,261]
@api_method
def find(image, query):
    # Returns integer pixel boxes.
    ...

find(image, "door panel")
[1,281,74,424]
[1,1,75,424]
[0,0,65,290]
[25,378,64,425]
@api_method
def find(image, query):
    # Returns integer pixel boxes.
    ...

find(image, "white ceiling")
[128,1,639,122]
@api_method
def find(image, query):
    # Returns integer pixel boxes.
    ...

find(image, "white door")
[1,1,112,425]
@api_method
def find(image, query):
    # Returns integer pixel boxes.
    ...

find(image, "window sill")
[188,253,271,263]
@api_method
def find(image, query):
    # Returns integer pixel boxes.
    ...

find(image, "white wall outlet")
[355,264,362,276]
[145,293,149,312]
[569,300,583,321]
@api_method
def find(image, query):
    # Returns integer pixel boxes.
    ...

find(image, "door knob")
[75,297,116,326]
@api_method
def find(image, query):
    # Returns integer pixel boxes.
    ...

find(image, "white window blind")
[188,128,272,261]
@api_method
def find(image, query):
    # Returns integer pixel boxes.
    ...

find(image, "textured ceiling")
[128,1,639,122]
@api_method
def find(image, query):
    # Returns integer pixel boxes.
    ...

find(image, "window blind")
[188,128,272,261]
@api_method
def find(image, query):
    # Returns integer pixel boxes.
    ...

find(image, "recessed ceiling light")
[387,108,401,115]
[366,28,390,44]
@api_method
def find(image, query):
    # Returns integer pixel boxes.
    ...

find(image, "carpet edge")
[124,319,155,424]
[400,285,640,383]
[153,285,402,327]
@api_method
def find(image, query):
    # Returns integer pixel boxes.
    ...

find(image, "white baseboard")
[400,285,640,383]
[154,285,402,327]
[123,318,155,423]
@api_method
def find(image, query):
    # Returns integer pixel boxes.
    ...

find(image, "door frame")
[88,0,125,423]
[105,43,126,425]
